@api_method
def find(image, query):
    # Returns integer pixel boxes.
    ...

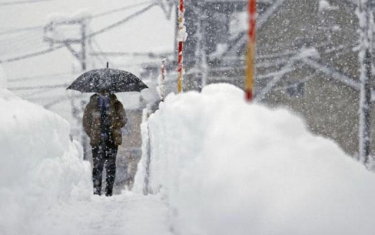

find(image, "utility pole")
[357,0,373,164]
[81,21,87,71]
[194,2,208,90]
[44,16,90,160]
[80,20,89,160]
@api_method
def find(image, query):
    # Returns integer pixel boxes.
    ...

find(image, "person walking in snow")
[83,90,127,196]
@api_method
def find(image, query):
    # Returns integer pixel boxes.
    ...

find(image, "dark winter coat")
[83,94,127,147]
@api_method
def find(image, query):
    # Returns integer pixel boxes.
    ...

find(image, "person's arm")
[115,101,127,129]
[83,102,93,137]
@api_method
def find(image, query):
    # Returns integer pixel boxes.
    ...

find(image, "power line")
[0,32,47,55]
[8,83,69,91]
[0,0,54,6]
[8,72,73,82]
[0,30,42,42]
[0,2,153,35]
[0,34,45,52]
[0,25,43,35]
[91,1,153,19]
[89,3,157,38]
[0,3,157,64]
[0,45,64,63]
[90,51,173,58]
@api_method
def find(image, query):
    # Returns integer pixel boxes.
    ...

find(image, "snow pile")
[0,89,91,234]
[136,84,375,235]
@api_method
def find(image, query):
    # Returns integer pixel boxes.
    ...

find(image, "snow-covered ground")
[0,71,171,235]
[136,84,375,235]
[28,192,172,235]
[3,67,375,235]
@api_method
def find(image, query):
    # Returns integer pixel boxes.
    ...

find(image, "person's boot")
[105,187,112,197]
[94,187,101,196]
[93,179,102,196]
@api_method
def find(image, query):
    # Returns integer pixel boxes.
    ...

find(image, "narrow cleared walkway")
[28,193,173,235]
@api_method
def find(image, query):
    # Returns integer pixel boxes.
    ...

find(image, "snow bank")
[0,89,91,234]
[136,84,375,235]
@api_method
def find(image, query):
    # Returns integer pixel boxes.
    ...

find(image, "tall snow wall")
[0,89,91,234]
[135,84,375,235]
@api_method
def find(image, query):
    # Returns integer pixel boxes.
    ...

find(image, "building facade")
[141,0,374,158]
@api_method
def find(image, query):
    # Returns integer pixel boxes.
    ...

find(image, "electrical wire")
[0,32,46,53]
[0,2,153,36]
[0,25,43,35]
[8,72,73,82]
[0,2,156,63]
[8,83,69,91]
[0,44,64,63]
[90,1,153,19]
[0,0,54,6]
[88,3,157,38]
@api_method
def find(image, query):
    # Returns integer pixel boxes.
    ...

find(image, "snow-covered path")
[4,76,375,235]
[29,193,173,235]
[0,81,173,235]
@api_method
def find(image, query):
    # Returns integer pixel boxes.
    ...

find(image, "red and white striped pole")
[245,0,256,102]
[177,0,186,93]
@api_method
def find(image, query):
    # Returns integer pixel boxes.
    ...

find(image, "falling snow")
[1,1,375,234]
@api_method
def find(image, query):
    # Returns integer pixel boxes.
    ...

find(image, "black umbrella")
[67,64,148,93]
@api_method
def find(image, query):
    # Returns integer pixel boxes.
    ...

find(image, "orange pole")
[177,0,185,93]
[245,0,256,102]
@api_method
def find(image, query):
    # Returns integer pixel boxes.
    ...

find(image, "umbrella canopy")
[67,67,148,93]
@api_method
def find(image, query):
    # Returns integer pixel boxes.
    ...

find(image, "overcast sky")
[0,0,175,79]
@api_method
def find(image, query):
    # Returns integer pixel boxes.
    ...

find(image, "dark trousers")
[92,144,118,196]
